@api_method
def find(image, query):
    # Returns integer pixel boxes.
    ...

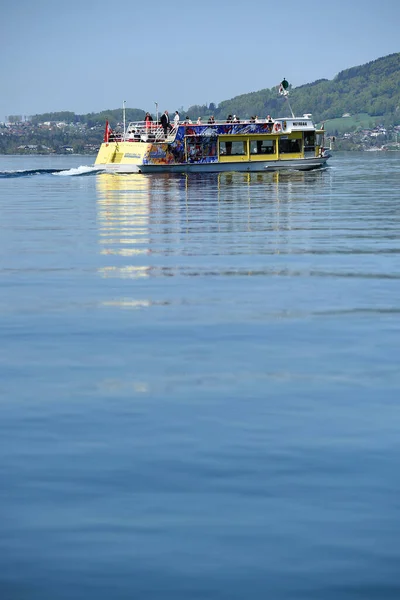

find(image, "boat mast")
[285,95,295,118]
[278,78,295,118]
[123,100,126,138]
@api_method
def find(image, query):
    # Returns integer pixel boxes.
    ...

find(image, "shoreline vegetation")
[2,53,399,155]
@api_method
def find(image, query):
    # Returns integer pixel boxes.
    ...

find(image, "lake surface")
[1,153,400,599]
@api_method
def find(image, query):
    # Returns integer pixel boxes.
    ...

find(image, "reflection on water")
[94,169,338,311]
[96,169,333,262]
[97,174,151,254]
[97,174,152,285]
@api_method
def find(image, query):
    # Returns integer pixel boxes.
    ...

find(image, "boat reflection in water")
[96,173,186,310]
[96,174,152,295]
[96,168,333,301]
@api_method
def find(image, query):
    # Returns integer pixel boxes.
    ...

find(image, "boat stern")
[94,141,150,173]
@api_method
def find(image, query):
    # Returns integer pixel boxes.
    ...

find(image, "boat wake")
[54,165,105,177]
[0,165,104,178]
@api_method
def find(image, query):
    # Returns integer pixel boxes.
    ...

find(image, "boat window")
[186,137,217,161]
[279,138,302,154]
[304,133,315,149]
[219,140,247,156]
[250,140,275,155]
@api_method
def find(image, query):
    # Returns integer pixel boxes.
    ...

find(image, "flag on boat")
[104,120,113,144]
[278,78,289,96]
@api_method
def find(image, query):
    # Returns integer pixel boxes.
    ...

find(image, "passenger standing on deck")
[174,111,180,128]
[197,117,202,125]
[161,110,172,136]
[145,112,153,128]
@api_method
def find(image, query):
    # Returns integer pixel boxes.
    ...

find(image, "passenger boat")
[95,107,330,174]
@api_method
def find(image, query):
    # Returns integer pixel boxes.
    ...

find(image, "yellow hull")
[95,142,149,171]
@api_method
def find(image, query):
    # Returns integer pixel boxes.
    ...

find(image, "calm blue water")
[1,153,400,599]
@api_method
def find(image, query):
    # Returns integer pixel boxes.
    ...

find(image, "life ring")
[274,122,281,132]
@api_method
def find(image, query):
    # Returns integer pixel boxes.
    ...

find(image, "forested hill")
[290,52,400,122]
[7,52,400,127]
[212,53,400,124]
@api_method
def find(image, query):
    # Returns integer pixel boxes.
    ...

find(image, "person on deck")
[161,111,172,136]
[145,112,153,130]
[174,111,180,128]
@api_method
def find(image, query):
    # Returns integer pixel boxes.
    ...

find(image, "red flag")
[104,120,112,144]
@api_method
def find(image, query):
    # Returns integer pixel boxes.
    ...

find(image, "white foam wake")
[54,165,104,176]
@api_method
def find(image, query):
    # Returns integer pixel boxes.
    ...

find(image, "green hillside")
[321,113,381,134]
[289,53,400,123]
[22,52,400,129]
[204,53,400,126]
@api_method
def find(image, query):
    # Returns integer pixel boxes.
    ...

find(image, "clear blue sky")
[2,0,399,120]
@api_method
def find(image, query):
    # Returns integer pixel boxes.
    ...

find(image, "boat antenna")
[123,100,126,138]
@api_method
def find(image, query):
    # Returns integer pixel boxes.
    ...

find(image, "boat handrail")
[124,118,280,133]
[123,121,179,142]
[114,117,315,143]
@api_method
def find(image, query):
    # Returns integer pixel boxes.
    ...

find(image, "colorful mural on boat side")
[142,123,275,166]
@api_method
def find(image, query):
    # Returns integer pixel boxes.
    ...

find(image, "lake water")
[1,153,400,599]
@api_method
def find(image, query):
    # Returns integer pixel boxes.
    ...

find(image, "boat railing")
[114,118,295,144]
[123,121,178,143]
